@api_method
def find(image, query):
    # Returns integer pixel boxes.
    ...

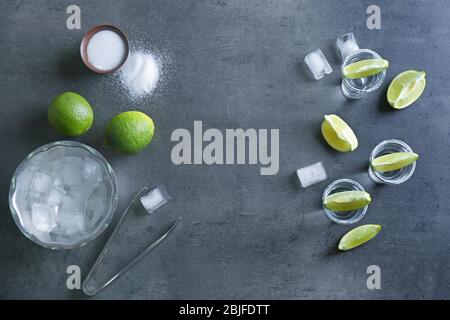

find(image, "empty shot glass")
[368,139,417,185]
[341,49,386,99]
[322,179,369,225]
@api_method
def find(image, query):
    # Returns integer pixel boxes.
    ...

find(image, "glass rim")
[341,49,386,93]
[8,140,119,250]
[369,139,416,185]
[322,178,368,225]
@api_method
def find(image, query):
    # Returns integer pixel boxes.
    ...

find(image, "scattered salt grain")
[119,50,160,99]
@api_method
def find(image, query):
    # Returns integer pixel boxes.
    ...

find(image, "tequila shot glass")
[341,49,386,99]
[368,139,416,185]
[322,179,369,225]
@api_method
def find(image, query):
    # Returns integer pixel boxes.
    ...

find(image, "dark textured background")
[1,0,449,299]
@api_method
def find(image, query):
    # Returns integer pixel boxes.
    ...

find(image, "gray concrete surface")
[1,0,450,299]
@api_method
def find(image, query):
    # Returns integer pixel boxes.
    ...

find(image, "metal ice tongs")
[82,185,181,296]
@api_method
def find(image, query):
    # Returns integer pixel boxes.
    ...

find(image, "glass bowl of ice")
[9,141,118,249]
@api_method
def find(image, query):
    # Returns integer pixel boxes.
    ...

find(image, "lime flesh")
[371,152,419,172]
[323,191,371,212]
[321,115,358,152]
[387,70,426,109]
[343,58,389,79]
[338,224,381,251]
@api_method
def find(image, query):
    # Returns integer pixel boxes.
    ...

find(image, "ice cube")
[61,194,87,213]
[59,156,84,186]
[336,32,359,61]
[45,146,66,162]
[304,49,333,80]
[82,158,102,181]
[296,162,328,188]
[32,203,57,232]
[56,211,86,235]
[47,185,66,206]
[86,194,107,226]
[18,209,33,232]
[82,158,103,196]
[30,170,55,197]
[140,185,171,214]
[16,166,37,191]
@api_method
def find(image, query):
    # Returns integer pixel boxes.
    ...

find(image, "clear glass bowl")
[9,141,118,249]
[322,179,369,225]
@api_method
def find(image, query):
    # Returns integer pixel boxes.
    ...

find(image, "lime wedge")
[371,152,419,172]
[338,224,381,251]
[343,58,389,79]
[323,191,371,212]
[321,114,358,152]
[387,70,426,109]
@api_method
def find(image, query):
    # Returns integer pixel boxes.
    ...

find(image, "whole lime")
[105,111,155,155]
[48,92,94,136]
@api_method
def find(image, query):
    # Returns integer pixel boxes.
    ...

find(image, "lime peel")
[338,224,381,251]
[323,191,371,212]
[343,58,389,79]
[371,152,419,172]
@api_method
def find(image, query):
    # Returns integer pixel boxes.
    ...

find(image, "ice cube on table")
[296,162,328,188]
[304,49,333,80]
[47,185,66,206]
[30,170,55,197]
[336,32,359,61]
[32,203,57,232]
[56,211,86,235]
[140,185,171,214]
[59,156,84,186]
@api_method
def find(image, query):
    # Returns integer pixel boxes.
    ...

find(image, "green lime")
[105,111,155,155]
[321,114,358,152]
[338,224,381,251]
[343,58,389,79]
[323,191,371,212]
[371,152,419,172]
[387,70,426,109]
[48,92,94,136]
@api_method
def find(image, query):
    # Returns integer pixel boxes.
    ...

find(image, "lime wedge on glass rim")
[343,58,389,79]
[371,152,419,172]
[338,224,381,251]
[387,70,426,109]
[323,191,371,212]
[321,114,358,152]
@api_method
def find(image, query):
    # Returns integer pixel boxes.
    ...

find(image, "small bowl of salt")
[80,24,129,74]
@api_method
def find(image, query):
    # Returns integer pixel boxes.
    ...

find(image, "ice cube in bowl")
[9,141,118,249]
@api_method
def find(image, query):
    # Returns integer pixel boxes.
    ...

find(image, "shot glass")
[322,179,369,225]
[368,139,416,185]
[341,49,386,99]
